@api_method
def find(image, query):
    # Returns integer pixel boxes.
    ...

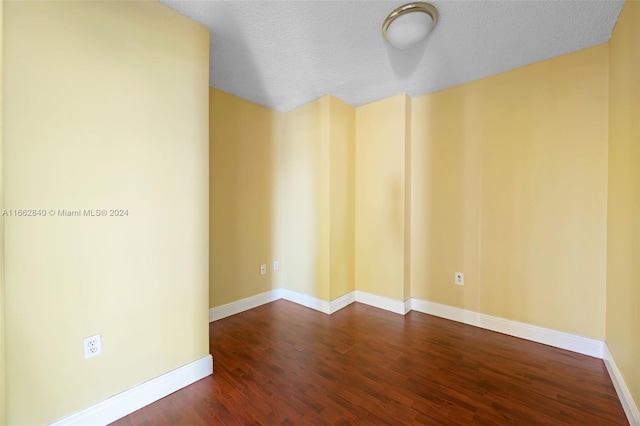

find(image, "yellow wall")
[411,44,609,339]
[210,93,355,306]
[3,2,210,424]
[278,97,331,300]
[328,97,356,300]
[277,95,356,301]
[355,94,411,301]
[0,0,5,423]
[607,0,640,408]
[403,96,412,301]
[210,88,281,307]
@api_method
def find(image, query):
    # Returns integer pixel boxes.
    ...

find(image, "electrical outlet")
[83,334,102,359]
[273,260,279,271]
[260,264,267,275]
[455,272,464,285]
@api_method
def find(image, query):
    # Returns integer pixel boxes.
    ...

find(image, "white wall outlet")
[455,272,464,285]
[273,260,279,271]
[260,264,267,275]
[83,334,102,359]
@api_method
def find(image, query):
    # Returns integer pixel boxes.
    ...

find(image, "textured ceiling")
[161,0,623,112]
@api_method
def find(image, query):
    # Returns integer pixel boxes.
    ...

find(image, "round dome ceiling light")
[382,2,439,50]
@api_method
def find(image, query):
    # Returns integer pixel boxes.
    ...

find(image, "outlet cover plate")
[455,272,464,285]
[84,334,102,359]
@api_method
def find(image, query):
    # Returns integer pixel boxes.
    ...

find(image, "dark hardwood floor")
[113,300,627,425]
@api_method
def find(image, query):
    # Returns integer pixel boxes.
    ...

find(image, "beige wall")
[355,94,411,302]
[411,44,609,339]
[210,92,355,306]
[328,97,356,300]
[276,95,356,302]
[278,97,331,300]
[0,0,5,423]
[607,0,640,408]
[403,96,412,302]
[3,2,210,424]
[210,88,281,307]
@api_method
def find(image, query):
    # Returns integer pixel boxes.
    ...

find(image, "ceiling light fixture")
[382,2,439,50]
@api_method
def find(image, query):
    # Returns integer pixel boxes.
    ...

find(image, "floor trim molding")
[329,291,356,314]
[209,289,605,359]
[410,298,604,358]
[355,290,408,315]
[209,289,283,322]
[281,288,331,314]
[49,355,213,426]
[603,344,640,426]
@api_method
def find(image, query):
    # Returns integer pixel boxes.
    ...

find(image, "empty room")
[1,0,638,424]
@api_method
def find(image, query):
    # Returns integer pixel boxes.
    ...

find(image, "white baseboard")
[604,344,640,426]
[280,290,407,315]
[208,288,356,320]
[404,298,412,314]
[281,290,402,315]
[208,289,407,318]
[209,289,283,322]
[410,298,604,358]
[49,355,213,426]
[355,290,408,315]
[208,289,605,360]
[329,291,356,313]
[281,288,331,314]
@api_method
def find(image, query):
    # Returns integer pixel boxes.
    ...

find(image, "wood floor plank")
[112,300,628,425]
